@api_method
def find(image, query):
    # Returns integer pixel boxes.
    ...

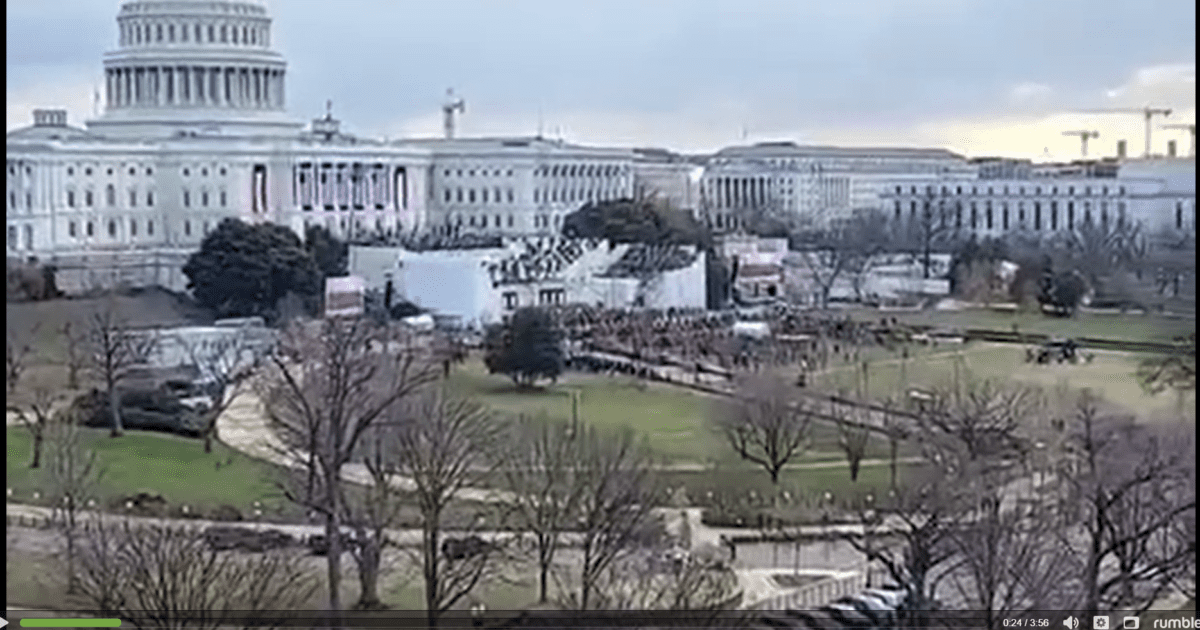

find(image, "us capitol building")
[8,1,1193,296]
[6,0,670,293]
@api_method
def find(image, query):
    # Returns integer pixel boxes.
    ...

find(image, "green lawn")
[6,426,298,520]
[839,306,1193,343]
[808,342,1193,420]
[445,361,908,465]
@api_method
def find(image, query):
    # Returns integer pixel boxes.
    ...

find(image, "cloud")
[6,74,100,131]
[1103,62,1196,108]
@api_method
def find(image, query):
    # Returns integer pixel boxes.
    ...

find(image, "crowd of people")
[549,304,922,378]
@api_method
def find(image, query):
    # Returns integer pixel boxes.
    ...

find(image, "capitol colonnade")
[105,66,285,110]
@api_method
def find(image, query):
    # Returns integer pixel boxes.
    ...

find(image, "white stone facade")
[699,142,976,232]
[880,158,1196,238]
[399,137,637,238]
[6,1,686,294]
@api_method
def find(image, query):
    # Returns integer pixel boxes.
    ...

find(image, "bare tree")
[61,321,87,390]
[842,466,969,625]
[566,424,660,611]
[793,209,890,309]
[6,322,38,395]
[834,407,873,483]
[84,301,158,437]
[947,476,1077,629]
[879,398,910,493]
[387,388,505,628]
[45,409,104,594]
[587,545,742,614]
[74,518,320,630]
[8,382,61,468]
[181,330,264,453]
[712,374,813,484]
[499,413,585,603]
[260,317,438,619]
[902,192,957,280]
[337,426,412,610]
[918,373,1041,462]
[1056,390,1196,618]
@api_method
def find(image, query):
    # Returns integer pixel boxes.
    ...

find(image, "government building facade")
[7,1,1193,296]
[5,0,690,293]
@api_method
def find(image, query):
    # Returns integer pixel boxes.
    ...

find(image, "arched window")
[68,221,77,238]
[147,220,154,235]
[87,222,94,237]
[147,191,154,207]
[182,190,190,207]
[220,24,227,43]
[130,219,138,236]
[195,24,201,42]
[106,184,116,207]
[184,220,191,236]
[129,189,137,207]
[108,220,117,237]
[157,24,163,42]
[168,24,175,42]
[201,191,209,207]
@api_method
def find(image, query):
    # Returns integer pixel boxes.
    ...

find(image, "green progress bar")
[19,620,121,628]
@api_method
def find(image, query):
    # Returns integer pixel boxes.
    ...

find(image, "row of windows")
[62,217,212,240]
[63,186,156,209]
[121,20,267,48]
[894,184,1128,197]
[534,164,625,178]
[66,165,153,178]
[181,189,228,208]
[447,213,518,229]
[442,187,516,205]
[892,199,1135,232]
[532,187,622,205]
[183,166,227,177]
[442,168,514,178]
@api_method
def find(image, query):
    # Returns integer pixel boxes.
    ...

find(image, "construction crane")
[1160,123,1196,157]
[442,88,465,139]
[1074,106,1172,157]
[1062,130,1100,158]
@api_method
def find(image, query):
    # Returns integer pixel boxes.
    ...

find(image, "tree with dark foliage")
[1038,268,1089,317]
[483,307,564,388]
[561,198,711,249]
[183,218,322,321]
[305,224,349,279]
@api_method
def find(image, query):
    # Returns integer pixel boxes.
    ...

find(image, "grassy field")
[444,361,907,465]
[839,305,1193,343]
[6,426,298,520]
[806,341,1194,421]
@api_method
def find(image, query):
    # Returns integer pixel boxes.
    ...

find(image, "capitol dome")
[87,0,303,138]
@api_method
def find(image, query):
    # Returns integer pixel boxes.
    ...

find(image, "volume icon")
[1064,617,1080,629]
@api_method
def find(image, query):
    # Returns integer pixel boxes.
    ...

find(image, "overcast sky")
[7,0,1196,160]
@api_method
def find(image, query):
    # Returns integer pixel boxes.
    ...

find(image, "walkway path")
[216,388,515,504]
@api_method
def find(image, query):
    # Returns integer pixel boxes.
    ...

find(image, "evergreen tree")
[183,218,322,320]
[483,307,564,387]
